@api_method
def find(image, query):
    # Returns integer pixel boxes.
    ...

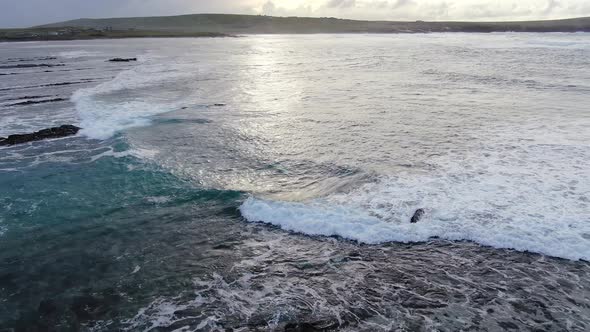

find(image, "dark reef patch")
[1,95,55,102]
[6,98,67,107]
[108,57,137,62]
[0,79,98,91]
[0,63,65,69]
[5,56,58,63]
[0,125,80,146]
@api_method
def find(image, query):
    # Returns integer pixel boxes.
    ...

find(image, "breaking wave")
[241,143,590,261]
[71,57,199,140]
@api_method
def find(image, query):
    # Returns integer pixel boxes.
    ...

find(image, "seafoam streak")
[71,56,197,140]
[241,143,590,261]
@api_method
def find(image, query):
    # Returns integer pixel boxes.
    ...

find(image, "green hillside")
[36,14,590,34]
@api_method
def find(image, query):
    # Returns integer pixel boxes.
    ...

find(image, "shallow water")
[0,34,589,331]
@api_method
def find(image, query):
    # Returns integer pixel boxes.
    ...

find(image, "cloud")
[262,1,276,15]
[392,0,415,9]
[544,0,561,14]
[257,1,313,17]
[325,0,357,9]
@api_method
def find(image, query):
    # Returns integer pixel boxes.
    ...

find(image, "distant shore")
[0,29,232,42]
[1,14,589,42]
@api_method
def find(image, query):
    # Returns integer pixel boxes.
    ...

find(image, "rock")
[410,208,425,223]
[70,291,121,322]
[38,299,58,316]
[0,125,80,146]
[6,56,57,62]
[8,98,66,107]
[4,95,54,101]
[0,63,64,69]
[70,295,103,321]
[108,58,137,62]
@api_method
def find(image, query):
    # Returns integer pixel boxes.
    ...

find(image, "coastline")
[1,29,588,43]
[0,29,232,42]
[2,15,589,42]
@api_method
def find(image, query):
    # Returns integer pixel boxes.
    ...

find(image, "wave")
[71,57,198,140]
[56,50,101,59]
[241,147,590,261]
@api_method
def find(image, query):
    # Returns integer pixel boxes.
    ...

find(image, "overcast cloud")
[1,0,589,28]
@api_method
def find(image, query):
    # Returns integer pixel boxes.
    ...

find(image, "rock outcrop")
[108,58,137,62]
[410,208,425,223]
[8,98,66,107]
[0,125,80,146]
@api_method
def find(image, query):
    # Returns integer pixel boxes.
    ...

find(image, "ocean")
[0,33,589,331]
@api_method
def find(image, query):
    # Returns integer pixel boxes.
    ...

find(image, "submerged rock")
[0,63,64,69]
[70,295,104,321]
[38,299,58,316]
[8,97,66,107]
[3,94,54,101]
[410,208,425,223]
[108,57,137,62]
[5,56,57,62]
[0,125,80,146]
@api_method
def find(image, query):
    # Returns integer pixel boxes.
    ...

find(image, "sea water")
[0,34,589,331]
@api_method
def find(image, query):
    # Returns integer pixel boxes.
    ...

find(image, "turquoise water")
[1,35,590,330]
[0,137,245,329]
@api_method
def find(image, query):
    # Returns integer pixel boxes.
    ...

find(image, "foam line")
[71,58,194,139]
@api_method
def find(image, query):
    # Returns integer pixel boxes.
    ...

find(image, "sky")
[1,0,589,28]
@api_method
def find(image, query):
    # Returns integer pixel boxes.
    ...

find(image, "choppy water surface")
[1,34,589,331]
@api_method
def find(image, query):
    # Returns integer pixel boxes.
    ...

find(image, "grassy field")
[35,14,590,34]
[2,14,589,42]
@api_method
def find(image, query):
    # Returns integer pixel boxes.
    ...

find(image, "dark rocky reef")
[410,208,425,223]
[3,95,54,101]
[0,79,97,92]
[0,63,64,69]
[4,56,58,63]
[108,58,137,62]
[0,125,80,146]
[7,97,66,107]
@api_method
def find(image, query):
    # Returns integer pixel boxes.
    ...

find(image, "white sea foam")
[145,196,172,204]
[71,60,196,140]
[123,298,194,331]
[57,50,101,58]
[241,144,590,261]
[0,218,6,237]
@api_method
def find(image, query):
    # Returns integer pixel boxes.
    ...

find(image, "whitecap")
[240,145,590,261]
[71,59,198,140]
[0,218,6,237]
[57,50,101,59]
